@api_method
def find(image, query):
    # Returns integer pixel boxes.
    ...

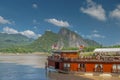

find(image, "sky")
[0,0,120,46]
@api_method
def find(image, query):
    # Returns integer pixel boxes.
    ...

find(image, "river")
[0,54,49,80]
[0,54,119,80]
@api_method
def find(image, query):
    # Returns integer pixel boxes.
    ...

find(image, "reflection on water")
[0,54,49,80]
[0,63,48,80]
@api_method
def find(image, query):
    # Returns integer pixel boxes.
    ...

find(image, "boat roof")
[52,50,79,53]
[94,48,120,53]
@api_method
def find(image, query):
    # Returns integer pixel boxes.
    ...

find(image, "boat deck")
[48,56,120,63]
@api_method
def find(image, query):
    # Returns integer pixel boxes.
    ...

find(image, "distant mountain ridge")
[0,28,101,53]
[31,28,101,51]
[0,33,33,48]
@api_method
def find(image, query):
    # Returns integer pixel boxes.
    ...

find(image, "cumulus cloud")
[110,5,120,19]
[3,27,41,39]
[33,26,37,29]
[0,16,11,24]
[80,0,106,21]
[3,27,18,34]
[46,29,51,31]
[33,19,37,23]
[32,3,38,9]
[86,33,105,39]
[33,19,40,25]
[93,30,98,33]
[115,41,120,45]
[74,30,78,33]
[45,18,70,27]
[20,30,41,39]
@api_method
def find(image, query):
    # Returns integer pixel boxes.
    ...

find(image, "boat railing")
[94,68,103,72]
[48,56,120,62]
[63,67,70,72]
[112,68,120,73]
[78,67,86,72]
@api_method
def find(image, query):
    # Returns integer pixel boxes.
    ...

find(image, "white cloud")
[46,29,51,31]
[33,19,37,23]
[33,26,37,29]
[32,3,38,9]
[3,27,41,39]
[93,30,98,33]
[20,30,41,39]
[81,34,85,38]
[80,0,106,21]
[86,33,105,39]
[33,19,40,25]
[3,27,18,34]
[74,30,78,33]
[115,41,120,45]
[45,18,70,27]
[110,5,120,19]
[0,16,11,24]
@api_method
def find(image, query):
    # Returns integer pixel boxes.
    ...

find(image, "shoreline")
[48,72,120,80]
[0,52,49,55]
[74,72,120,77]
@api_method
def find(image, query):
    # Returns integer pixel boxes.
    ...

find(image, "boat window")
[78,63,86,72]
[118,64,120,70]
[64,63,70,68]
[78,63,85,68]
[112,64,117,69]
[95,64,98,68]
[95,64,103,68]
[94,64,103,72]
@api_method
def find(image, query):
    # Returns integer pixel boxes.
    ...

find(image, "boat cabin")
[52,50,79,58]
[47,48,120,73]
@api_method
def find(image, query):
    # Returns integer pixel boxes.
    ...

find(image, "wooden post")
[45,62,48,71]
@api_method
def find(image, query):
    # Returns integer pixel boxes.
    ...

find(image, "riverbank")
[0,54,47,68]
[48,72,120,80]
[0,52,49,56]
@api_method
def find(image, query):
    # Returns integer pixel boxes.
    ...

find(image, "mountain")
[31,28,101,52]
[30,31,60,52]
[58,28,88,47]
[84,39,102,47]
[0,33,33,48]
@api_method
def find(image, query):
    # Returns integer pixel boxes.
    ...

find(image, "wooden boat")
[47,48,120,73]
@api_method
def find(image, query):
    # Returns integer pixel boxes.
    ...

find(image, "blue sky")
[0,0,120,46]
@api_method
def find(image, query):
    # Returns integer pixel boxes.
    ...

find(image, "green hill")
[30,31,59,52]
[0,33,33,48]
[30,28,101,52]
[84,39,102,47]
